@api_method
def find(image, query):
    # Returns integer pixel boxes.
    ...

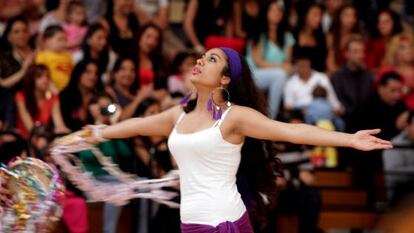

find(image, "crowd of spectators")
[0,0,414,233]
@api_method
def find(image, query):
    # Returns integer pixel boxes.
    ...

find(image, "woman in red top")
[137,23,163,87]
[366,9,403,72]
[326,4,361,75]
[15,64,69,136]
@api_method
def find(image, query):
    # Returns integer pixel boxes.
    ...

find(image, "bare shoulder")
[167,105,185,123]
[226,105,266,124]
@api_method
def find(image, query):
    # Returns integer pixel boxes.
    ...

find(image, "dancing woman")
[87,47,392,233]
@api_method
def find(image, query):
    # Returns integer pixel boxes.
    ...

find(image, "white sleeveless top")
[168,107,246,226]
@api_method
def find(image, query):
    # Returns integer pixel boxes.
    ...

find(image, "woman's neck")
[115,82,133,98]
[193,88,226,114]
[269,24,278,33]
[35,89,46,101]
[79,85,93,98]
[303,26,314,35]
[194,90,211,113]
[341,27,351,35]
[14,46,32,60]
[114,9,128,19]
[139,51,148,60]
[90,49,99,60]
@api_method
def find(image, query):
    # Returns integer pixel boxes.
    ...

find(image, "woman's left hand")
[350,129,393,151]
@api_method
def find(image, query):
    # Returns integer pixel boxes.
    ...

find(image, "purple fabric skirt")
[180,212,254,233]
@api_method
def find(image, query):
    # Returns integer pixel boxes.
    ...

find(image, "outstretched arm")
[233,106,392,151]
[99,105,181,139]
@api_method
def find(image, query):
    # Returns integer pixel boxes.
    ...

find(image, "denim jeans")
[252,68,288,119]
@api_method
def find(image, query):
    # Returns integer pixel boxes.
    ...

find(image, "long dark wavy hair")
[371,9,403,39]
[295,3,325,39]
[329,4,361,64]
[80,23,110,76]
[59,61,101,130]
[0,16,30,52]
[22,64,50,119]
[136,23,164,82]
[111,56,139,95]
[183,52,282,230]
[251,0,290,49]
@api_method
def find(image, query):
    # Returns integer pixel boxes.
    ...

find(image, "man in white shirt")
[284,50,342,112]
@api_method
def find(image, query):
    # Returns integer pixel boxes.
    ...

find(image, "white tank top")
[168,107,246,226]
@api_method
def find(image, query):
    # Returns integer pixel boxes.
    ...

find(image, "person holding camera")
[78,92,135,233]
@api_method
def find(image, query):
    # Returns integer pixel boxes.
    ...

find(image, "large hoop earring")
[207,87,231,120]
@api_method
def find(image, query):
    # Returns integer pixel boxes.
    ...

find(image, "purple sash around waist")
[180,212,254,233]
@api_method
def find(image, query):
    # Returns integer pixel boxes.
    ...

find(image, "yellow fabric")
[310,120,338,168]
[35,51,73,91]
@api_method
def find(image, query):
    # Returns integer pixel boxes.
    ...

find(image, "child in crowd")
[36,25,73,92]
[305,85,345,131]
[63,0,88,51]
[167,51,196,95]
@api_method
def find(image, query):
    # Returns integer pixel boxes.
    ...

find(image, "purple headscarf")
[219,47,242,83]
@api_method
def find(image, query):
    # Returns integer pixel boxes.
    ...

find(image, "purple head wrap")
[219,47,242,83]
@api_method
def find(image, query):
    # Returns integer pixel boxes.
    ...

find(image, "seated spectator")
[39,0,70,34]
[366,9,403,72]
[0,16,34,127]
[0,16,34,92]
[378,33,414,110]
[106,57,153,120]
[350,71,407,141]
[63,0,88,51]
[183,0,238,53]
[36,25,74,92]
[135,0,186,60]
[167,51,196,95]
[15,64,69,137]
[136,23,164,87]
[331,35,375,131]
[132,96,178,233]
[326,4,362,75]
[103,0,140,58]
[284,49,342,115]
[60,61,101,131]
[305,86,345,132]
[79,92,134,233]
[72,23,117,84]
[383,111,414,207]
[246,0,294,119]
[132,97,171,178]
[294,3,327,72]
